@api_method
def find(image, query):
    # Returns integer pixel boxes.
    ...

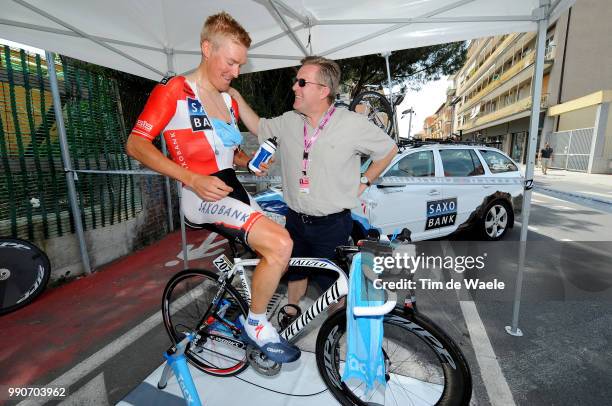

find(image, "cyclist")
[126,12,299,364]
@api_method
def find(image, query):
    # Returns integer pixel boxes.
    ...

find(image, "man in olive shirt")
[230,56,397,317]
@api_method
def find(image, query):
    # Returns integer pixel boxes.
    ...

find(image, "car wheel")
[481,200,510,241]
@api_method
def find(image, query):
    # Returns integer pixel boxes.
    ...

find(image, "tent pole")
[46,51,92,275]
[382,52,399,143]
[506,0,550,337]
[177,180,189,269]
[161,54,176,236]
[160,138,174,233]
[162,52,188,267]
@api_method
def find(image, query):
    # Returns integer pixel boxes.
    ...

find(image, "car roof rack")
[397,138,490,151]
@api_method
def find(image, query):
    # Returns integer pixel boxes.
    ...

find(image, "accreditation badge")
[299,176,310,194]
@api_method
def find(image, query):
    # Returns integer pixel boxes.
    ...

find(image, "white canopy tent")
[1,0,575,334]
[2,0,573,80]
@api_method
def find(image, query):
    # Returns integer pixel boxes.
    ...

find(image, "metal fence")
[0,45,142,241]
[548,127,594,172]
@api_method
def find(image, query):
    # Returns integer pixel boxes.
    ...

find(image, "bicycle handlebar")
[353,291,397,316]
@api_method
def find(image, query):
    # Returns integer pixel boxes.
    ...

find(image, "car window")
[479,150,518,173]
[360,157,372,174]
[384,151,435,177]
[439,149,485,177]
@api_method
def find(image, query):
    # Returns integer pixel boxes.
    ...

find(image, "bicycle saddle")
[185,221,255,258]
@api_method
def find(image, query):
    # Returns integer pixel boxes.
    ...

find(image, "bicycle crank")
[246,344,282,376]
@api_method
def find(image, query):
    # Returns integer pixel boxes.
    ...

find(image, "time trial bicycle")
[161,226,472,405]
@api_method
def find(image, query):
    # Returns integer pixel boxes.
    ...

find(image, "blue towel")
[342,252,386,393]
[211,118,242,147]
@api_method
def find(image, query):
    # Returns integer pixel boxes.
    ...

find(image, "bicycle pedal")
[246,344,282,376]
[277,304,301,330]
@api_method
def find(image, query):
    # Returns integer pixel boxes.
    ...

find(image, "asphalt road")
[432,190,612,405]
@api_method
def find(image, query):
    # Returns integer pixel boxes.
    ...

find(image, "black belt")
[289,208,350,224]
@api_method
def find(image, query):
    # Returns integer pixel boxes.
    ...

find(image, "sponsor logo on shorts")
[199,201,250,223]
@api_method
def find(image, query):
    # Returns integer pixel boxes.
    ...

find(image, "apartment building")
[453,0,612,173]
[422,87,456,140]
[453,29,555,163]
[423,115,437,139]
[540,0,612,173]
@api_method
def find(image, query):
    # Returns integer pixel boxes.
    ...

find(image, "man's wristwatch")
[360,175,371,186]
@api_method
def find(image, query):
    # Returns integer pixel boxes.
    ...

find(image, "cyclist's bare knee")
[248,217,292,268]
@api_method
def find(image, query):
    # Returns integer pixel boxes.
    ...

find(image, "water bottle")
[248,137,277,173]
[217,298,231,319]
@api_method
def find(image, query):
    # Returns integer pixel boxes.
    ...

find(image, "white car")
[254,143,523,242]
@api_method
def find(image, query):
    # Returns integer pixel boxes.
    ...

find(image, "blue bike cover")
[341,252,386,393]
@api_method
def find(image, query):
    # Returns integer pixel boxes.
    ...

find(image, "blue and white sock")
[243,310,280,345]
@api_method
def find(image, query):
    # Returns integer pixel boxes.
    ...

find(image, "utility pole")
[402,108,415,139]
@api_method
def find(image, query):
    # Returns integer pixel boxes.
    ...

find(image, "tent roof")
[1,0,574,81]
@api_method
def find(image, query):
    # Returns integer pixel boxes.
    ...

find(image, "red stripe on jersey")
[184,81,195,97]
[243,212,264,235]
[131,128,155,140]
[231,97,240,122]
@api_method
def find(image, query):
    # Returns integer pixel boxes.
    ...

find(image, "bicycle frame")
[213,255,350,343]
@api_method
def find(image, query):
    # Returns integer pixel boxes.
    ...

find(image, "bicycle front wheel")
[162,269,250,377]
[0,237,50,315]
[349,91,394,135]
[316,307,472,406]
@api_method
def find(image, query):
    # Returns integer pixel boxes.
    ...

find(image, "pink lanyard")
[302,106,336,175]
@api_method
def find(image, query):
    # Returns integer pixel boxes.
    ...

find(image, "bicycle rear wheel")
[0,238,50,315]
[162,269,250,377]
[349,91,394,135]
[316,307,472,406]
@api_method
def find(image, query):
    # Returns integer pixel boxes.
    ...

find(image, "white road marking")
[460,301,517,406]
[166,232,226,267]
[441,242,516,406]
[561,238,573,242]
[527,225,538,231]
[532,192,570,203]
[18,310,163,406]
[58,372,109,406]
[577,190,612,198]
[552,205,576,211]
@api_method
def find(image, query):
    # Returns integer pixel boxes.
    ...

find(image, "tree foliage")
[337,42,467,98]
[232,66,297,126]
[234,41,466,117]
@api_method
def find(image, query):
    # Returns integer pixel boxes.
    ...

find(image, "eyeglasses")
[294,77,327,88]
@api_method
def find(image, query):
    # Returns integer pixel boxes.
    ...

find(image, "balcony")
[458,94,549,132]
[458,50,536,115]
[545,44,556,61]
[456,33,524,95]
